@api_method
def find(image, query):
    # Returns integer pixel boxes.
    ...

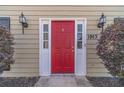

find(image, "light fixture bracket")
[97,13,106,30]
[19,12,28,34]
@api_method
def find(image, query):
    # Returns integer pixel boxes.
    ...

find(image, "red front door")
[51,21,74,73]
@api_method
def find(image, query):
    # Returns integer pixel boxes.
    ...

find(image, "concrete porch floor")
[35,75,92,87]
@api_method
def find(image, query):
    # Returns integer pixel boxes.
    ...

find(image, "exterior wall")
[1,5,124,77]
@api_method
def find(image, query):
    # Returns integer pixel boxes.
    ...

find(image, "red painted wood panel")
[51,21,75,73]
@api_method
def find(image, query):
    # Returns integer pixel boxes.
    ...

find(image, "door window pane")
[77,33,82,40]
[77,41,82,49]
[43,24,48,32]
[43,33,48,40]
[43,41,48,48]
[77,24,82,32]
[43,23,49,49]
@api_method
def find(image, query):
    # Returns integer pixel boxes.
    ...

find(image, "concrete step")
[35,75,92,87]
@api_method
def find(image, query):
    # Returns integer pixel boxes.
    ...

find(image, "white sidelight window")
[75,20,86,75]
[39,20,51,76]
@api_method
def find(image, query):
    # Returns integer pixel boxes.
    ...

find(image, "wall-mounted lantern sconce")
[19,12,28,34]
[97,13,106,31]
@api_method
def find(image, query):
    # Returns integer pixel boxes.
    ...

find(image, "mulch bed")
[87,77,124,87]
[0,77,40,87]
[0,76,124,87]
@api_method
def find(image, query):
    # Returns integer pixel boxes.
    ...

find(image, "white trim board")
[39,17,87,76]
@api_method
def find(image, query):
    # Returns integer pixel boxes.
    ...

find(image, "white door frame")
[39,17,87,76]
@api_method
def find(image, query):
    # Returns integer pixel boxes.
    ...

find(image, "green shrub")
[0,26,14,73]
[96,23,124,76]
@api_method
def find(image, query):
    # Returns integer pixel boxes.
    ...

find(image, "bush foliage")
[0,26,14,73]
[96,23,124,76]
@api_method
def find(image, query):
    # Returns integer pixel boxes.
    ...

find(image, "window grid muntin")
[43,23,49,48]
[77,23,83,49]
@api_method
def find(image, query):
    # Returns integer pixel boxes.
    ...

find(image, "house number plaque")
[87,34,98,40]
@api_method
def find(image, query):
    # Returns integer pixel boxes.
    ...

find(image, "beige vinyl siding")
[1,5,124,77]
